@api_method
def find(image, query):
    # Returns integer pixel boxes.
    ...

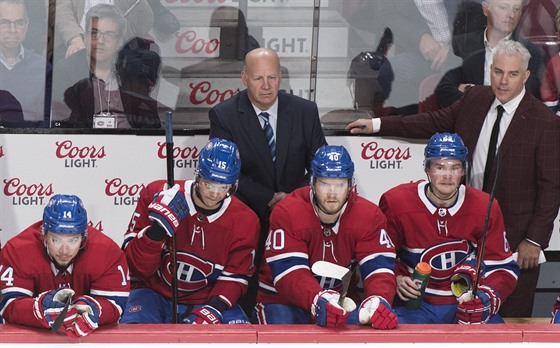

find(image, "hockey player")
[552,294,560,324]
[121,138,259,324]
[379,133,519,324]
[0,194,130,338]
[254,145,398,329]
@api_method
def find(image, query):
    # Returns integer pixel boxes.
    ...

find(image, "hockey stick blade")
[312,261,352,304]
[51,296,72,333]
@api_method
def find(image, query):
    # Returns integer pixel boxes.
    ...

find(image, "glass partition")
[1,0,558,131]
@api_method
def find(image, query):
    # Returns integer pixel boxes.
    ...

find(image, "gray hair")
[493,40,531,71]
[84,4,127,38]
[0,0,28,19]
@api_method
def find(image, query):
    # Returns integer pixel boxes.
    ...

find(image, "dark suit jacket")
[62,78,161,129]
[379,86,560,251]
[436,30,544,107]
[209,90,327,222]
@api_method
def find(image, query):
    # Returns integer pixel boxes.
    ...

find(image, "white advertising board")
[0,134,558,251]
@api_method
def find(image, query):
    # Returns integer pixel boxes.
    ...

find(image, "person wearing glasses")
[0,194,130,338]
[51,3,160,129]
[0,0,51,127]
[121,138,260,324]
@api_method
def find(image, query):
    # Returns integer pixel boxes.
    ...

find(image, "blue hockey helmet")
[311,145,354,179]
[197,138,241,185]
[42,194,88,236]
[424,133,468,163]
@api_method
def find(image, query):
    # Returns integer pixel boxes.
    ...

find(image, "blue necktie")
[260,112,276,162]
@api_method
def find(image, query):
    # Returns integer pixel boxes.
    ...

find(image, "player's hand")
[551,294,560,324]
[396,275,421,302]
[182,305,223,324]
[358,295,398,329]
[148,184,189,236]
[63,296,102,338]
[311,290,355,327]
[33,287,75,329]
[451,259,483,297]
[346,119,373,134]
[457,285,501,324]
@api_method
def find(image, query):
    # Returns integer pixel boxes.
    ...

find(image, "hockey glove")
[451,259,484,297]
[311,290,356,328]
[33,287,75,329]
[456,285,501,324]
[552,294,560,324]
[183,305,223,324]
[358,295,398,329]
[63,295,102,338]
[148,184,189,236]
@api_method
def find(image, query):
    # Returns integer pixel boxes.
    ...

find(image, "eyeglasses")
[199,178,231,193]
[0,19,27,30]
[86,29,119,42]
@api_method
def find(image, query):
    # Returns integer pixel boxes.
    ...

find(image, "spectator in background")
[436,0,544,108]
[0,194,130,338]
[0,89,24,127]
[540,5,560,116]
[209,48,326,315]
[51,4,161,129]
[53,0,153,59]
[347,40,560,318]
[0,0,51,127]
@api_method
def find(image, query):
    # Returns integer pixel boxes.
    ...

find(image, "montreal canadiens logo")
[160,251,215,292]
[420,240,472,280]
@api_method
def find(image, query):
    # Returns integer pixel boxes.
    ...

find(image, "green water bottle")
[405,262,431,310]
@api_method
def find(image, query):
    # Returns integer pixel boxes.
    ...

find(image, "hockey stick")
[471,148,501,297]
[51,296,72,333]
[311,261,352,306]
[165,111,179,324]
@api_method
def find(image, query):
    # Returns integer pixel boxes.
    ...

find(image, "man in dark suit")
[435,0,544,108]
[209,48,327,314]
[347,40,560,318]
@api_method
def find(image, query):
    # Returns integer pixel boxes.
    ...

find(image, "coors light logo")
[189,81,240,107]
[55,140,106,168]
[157,142,200,168]
[361,141,412,170]
[0,145,4,158]
[105,178,145,206]
[4,178,54,206]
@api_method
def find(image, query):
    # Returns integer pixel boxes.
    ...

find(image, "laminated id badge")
[93,114,116,128]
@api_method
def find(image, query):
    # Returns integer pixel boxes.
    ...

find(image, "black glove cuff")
[208,296,228,314]
[146,223,167,241]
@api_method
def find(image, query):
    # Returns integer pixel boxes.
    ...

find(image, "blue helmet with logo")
[197,138,241,185]
[42,194,88,236]
[311,145,354,179]
[424,133,468,162]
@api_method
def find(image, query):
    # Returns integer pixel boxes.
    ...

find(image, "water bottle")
[405,262,432,310]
